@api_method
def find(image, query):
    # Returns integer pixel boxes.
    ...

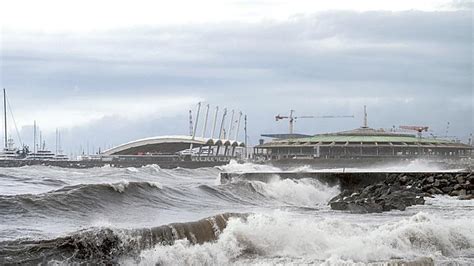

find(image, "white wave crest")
[109,180,130,193]
[132,212,474,265]
[249,177,339,207]
[218,160,282,173]
[143,164,162,173]
[146,181,163,189]
[278,159,464,173]
[217,159,463,174]
[125,167,139,173]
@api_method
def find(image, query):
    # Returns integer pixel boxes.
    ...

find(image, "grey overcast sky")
[0,0,473,155]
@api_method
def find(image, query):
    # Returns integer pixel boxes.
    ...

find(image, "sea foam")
[133,211,474,265]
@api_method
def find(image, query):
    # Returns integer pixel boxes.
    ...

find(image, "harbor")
[1,90,472,169]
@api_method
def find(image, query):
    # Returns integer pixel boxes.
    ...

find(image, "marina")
[1,92,472,169]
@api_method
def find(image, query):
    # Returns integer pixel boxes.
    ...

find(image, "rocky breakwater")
[329,172,473,213]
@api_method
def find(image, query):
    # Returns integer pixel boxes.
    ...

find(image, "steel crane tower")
[275,110,354,134]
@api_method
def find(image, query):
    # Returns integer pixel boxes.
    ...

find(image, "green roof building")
[255,127,473,160]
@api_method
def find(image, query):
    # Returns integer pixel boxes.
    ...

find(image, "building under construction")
[254,108,473,160]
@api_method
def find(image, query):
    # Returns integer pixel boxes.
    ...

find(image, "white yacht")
[53,153,69,161]
[0,89,25,160]
[25,139,69,161]
[0,138,22,160]
[25,125,69,161]
[24,149,69,161]
[26,151,68,161]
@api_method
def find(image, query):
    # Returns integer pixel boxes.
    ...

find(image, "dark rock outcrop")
[329,172,473,213]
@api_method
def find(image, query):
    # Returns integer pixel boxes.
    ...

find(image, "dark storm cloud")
[1,10,472,153]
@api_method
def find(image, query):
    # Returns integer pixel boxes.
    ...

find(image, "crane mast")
[275,110,354,134]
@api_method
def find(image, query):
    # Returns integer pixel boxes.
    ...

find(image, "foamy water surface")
[0,160,472,264]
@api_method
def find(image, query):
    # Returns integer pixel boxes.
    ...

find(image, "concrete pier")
[0,156,232,169]
[219,171,471,191]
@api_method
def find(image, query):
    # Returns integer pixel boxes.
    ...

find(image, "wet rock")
[329,181,425,213]
[386,256,434,266]
[468,175,474,183]
[426,176,434,184]
[428,187,443,194]
[456,175,465,184]
[441,186,454,193]
[386,174,398,184]
[348,202,383,213]
[330,201,349,211]
[463,182,473,190]
[422,184,432,191]
[439,179,449,186]
[450,190,460,196]
[329,172,473,213]
[459,194,474,200]
[399,175,408,184]
[384,201,406,211]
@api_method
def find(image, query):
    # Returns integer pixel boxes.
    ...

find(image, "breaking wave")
[261,159,465,173]
[199,175,339,208]
[132,212,474,265]
[240,177,338,207]
[0,181,171,216]
[0,213,245,264]
[0,175,339,219]
[217,160,282,173]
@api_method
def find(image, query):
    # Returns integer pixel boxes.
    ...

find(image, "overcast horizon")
[1,0,472,155]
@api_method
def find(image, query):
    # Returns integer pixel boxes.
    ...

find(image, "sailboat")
[0,89,24,160]
[24,123,69,161]
[0,88,69,162]
[53,128,68,161]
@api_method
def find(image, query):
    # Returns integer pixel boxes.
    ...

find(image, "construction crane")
[399,125,429,139]
[429,133,458,141]
[275,110,354,134]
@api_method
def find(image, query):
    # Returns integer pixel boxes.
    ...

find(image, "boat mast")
[3,89,7,149]
[33,120,37,155]
[58,130,62,155]
[244,114,247,158]
[55,128,58,154]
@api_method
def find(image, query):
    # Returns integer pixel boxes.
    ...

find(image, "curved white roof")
[102,135,244,155]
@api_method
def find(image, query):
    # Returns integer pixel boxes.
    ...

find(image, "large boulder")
[441,186,454,193]
[456,175,466,184]
[426,176,435,183]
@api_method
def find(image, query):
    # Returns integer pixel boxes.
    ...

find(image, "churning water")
[0,161,473,265]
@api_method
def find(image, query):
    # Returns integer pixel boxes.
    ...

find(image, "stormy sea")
[0,161,473,265]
